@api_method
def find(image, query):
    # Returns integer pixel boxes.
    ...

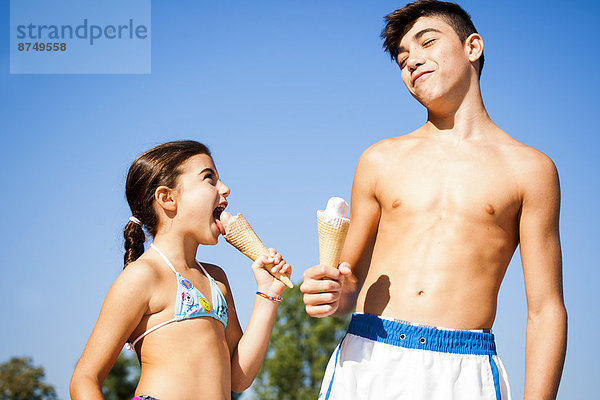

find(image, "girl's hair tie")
[129,216,143,226]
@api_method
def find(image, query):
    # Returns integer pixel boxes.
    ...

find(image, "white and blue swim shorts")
[319,313,511,400]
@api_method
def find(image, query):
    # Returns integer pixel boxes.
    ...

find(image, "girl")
[70,140,291,399]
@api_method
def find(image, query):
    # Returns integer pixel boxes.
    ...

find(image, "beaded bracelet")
[256,291,283,302]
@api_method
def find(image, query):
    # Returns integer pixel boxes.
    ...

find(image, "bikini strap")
[125,318,177,352]
[150,243,178,275]
[151,244,210,280]
[195,260,212,279]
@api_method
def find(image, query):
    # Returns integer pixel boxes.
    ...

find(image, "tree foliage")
[253,285,350,400]
[102,351,140,400]
[0,357,57,400]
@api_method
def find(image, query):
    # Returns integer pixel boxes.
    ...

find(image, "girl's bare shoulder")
[115,254,166,291]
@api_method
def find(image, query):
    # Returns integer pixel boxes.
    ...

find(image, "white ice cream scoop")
[218,211,234,233]
[322,197,350,223]
[317,197,350,267]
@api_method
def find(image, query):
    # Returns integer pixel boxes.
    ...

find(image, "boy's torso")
[355,127,536,329]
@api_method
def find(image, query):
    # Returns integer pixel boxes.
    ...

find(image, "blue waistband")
[347,313,497,355]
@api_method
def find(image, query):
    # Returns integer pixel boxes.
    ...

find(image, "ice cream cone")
[317,210,350,268]
[223,213,294,288]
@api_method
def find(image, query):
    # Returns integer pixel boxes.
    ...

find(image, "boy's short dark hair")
[381,0,484,76]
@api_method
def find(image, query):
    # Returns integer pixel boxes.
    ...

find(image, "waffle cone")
[317,210,350,268]
[224,214,293,288]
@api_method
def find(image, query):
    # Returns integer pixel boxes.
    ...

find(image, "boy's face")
[396,16,475,109]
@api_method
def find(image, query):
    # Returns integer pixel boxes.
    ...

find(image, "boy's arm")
[519,153,567,400]
[333,146,381,316]
[302,145,381,317]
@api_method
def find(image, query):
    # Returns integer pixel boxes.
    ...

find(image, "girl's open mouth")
[213,205,226,235]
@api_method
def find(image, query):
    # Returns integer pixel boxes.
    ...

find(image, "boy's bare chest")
[376,148,522,221]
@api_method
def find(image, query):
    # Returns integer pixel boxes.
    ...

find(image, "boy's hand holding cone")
[299,197,352,318]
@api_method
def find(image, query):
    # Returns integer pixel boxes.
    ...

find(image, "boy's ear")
[465,33,484,63]
[155,186,177,212]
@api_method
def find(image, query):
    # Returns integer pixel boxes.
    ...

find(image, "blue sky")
[1,0,598,398]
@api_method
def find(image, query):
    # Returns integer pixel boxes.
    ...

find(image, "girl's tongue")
[215,218,226,235]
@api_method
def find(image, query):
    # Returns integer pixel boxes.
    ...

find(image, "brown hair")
[123,140,212,267]
[381,0,484,76]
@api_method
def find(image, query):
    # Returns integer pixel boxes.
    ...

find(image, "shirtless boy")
[300,1,567,399]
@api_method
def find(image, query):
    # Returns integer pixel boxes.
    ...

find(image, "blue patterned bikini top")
[125,243,228,352]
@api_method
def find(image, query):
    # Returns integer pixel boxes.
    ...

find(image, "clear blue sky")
[1,1,598,399]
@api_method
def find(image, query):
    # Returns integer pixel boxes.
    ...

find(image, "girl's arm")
[221,250,291,392]
[70,262,156,399]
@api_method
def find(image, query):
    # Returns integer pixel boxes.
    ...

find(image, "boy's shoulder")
[480,129,559,200]
[359,130,422,164]
[492,131,557,174]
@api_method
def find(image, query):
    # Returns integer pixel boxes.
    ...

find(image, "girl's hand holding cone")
[252,248,292,297]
